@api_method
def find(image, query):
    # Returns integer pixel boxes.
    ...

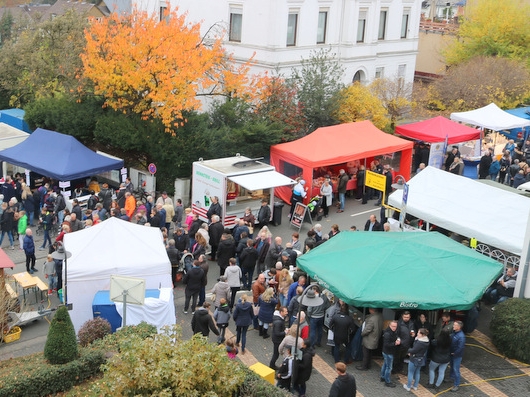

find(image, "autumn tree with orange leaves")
[82,8,259,130]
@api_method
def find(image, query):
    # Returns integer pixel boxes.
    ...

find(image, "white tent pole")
[514,208,530,298]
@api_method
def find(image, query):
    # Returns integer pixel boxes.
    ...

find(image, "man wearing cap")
[337,169,349,213]
[289,179,307,218]
[257,198,271,229]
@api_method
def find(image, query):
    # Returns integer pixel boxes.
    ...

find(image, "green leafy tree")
[289,47,344,133]
[44,306,79,365]
[0,10,88,107]
[333,83,389,130]
[92,326,246,396]
[0,10,14,46]
[429,56,530,111]
[443,0,530,66]
[24,95,104,141]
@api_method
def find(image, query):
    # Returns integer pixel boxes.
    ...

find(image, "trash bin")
[273,202,284,226]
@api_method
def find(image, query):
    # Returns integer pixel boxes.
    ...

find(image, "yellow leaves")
[82,7,255,131]
[333,83,389,130]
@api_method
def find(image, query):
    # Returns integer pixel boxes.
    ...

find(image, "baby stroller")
[177,252,194,282]
[307,195,324,220]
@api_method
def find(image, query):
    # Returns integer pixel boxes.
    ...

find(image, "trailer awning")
[229,171,296,191]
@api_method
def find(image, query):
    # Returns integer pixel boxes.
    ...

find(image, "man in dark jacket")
[269,306,288,370]
[98,183,113,211]
[206,196,222,221]
[364,214,383,231]
[191,302,219,337]
[208,214,224,261]
[294,338,315,397]
[183,260,205,313]
[166,239,182,288]
[257,198,271,229]
[478,148,493,179]
[329,362,356,397]
[381,320,400,387]
[329,304,357,363]
[239,239,259,290]
[394,311,415,373]
[173,228,190,253]
[216,233,236,277]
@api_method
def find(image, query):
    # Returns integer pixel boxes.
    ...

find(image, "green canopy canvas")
[296,232,503,310]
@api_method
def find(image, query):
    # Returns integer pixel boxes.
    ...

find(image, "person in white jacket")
[224,257,242,309]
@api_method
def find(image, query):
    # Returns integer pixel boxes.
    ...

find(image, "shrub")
[78,317,112,346]
[237,367,291,397]
[92,321,157,351]
[490,298,530,364]
[44,306,78,364]
[91,325,246,396]
[0,348,105,397]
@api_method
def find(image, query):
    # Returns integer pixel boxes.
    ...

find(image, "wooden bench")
[5,283,18,299]
[34,277,49,300]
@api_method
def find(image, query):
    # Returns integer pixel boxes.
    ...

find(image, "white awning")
[229,171,296,191]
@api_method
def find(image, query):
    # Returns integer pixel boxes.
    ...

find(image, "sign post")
[365,170,387,204]
[290,202,311,231]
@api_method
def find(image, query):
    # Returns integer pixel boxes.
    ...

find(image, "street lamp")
[292,285,323,391]
[51,241,72,310]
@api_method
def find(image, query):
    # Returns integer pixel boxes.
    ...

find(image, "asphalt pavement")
[1,196,529,396]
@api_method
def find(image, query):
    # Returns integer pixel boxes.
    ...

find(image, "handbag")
[210,293,216,302]
[253,304,260,316]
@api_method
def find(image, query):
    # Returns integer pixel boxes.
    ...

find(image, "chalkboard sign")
[290,202,312,230]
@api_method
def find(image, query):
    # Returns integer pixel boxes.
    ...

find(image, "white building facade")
[108,0,422,86]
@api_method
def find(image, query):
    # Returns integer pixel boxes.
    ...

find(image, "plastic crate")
[4,326,21,343]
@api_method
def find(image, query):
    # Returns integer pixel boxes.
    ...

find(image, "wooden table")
[12,272,39,303]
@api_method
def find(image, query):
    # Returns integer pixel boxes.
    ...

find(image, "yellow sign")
[365,170,386,192]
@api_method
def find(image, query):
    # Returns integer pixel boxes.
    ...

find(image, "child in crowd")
[276,350,294,390]
[17,210,27,250]
[214,298,231,344]
[225,337,239,359]
[184,208,193,230]
[43,254,57,295]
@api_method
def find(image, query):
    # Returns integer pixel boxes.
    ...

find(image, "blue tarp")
[503,107,530,141]
[0,109,31,133]
[0,128,123,180]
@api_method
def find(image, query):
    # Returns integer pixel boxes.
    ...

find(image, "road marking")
[349,208,380,217]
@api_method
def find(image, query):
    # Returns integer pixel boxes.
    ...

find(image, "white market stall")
[64,217,175,332]
[450,103,530,131]
[388,166,530,257]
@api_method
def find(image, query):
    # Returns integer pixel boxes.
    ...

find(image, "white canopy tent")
[64,217,175,332]
[0,123,30,176]
[388,166,530,256]
[450,103,530,131]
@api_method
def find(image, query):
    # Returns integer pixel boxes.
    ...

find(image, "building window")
[229,11,242,42]
[317,10,327,44]
[159,6,168,22]
[357,10,367,43]
[378,10,387,40]
[401,11,409,38]
[375,67,384,79]
[398,64,406,82]
[287,12,298,46]
[353,71,362,83]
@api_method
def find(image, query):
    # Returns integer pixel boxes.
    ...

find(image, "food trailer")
[192,155,296,228]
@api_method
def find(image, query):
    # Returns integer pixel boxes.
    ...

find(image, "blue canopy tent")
[0,128,123,180]
[504,107,530,141]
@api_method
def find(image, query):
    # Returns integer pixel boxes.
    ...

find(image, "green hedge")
[237,367,292,397]
[0,349,105,397]
[490,298,530,364]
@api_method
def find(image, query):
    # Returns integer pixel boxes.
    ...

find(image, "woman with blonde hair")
[279,324,304,358]
[258,287,278,339]
[21,184,36,226]
[278,268,293,307]
[192,232,207,259]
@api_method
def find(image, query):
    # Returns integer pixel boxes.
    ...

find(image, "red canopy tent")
[395,116,481,144]
[270,121,413,204]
